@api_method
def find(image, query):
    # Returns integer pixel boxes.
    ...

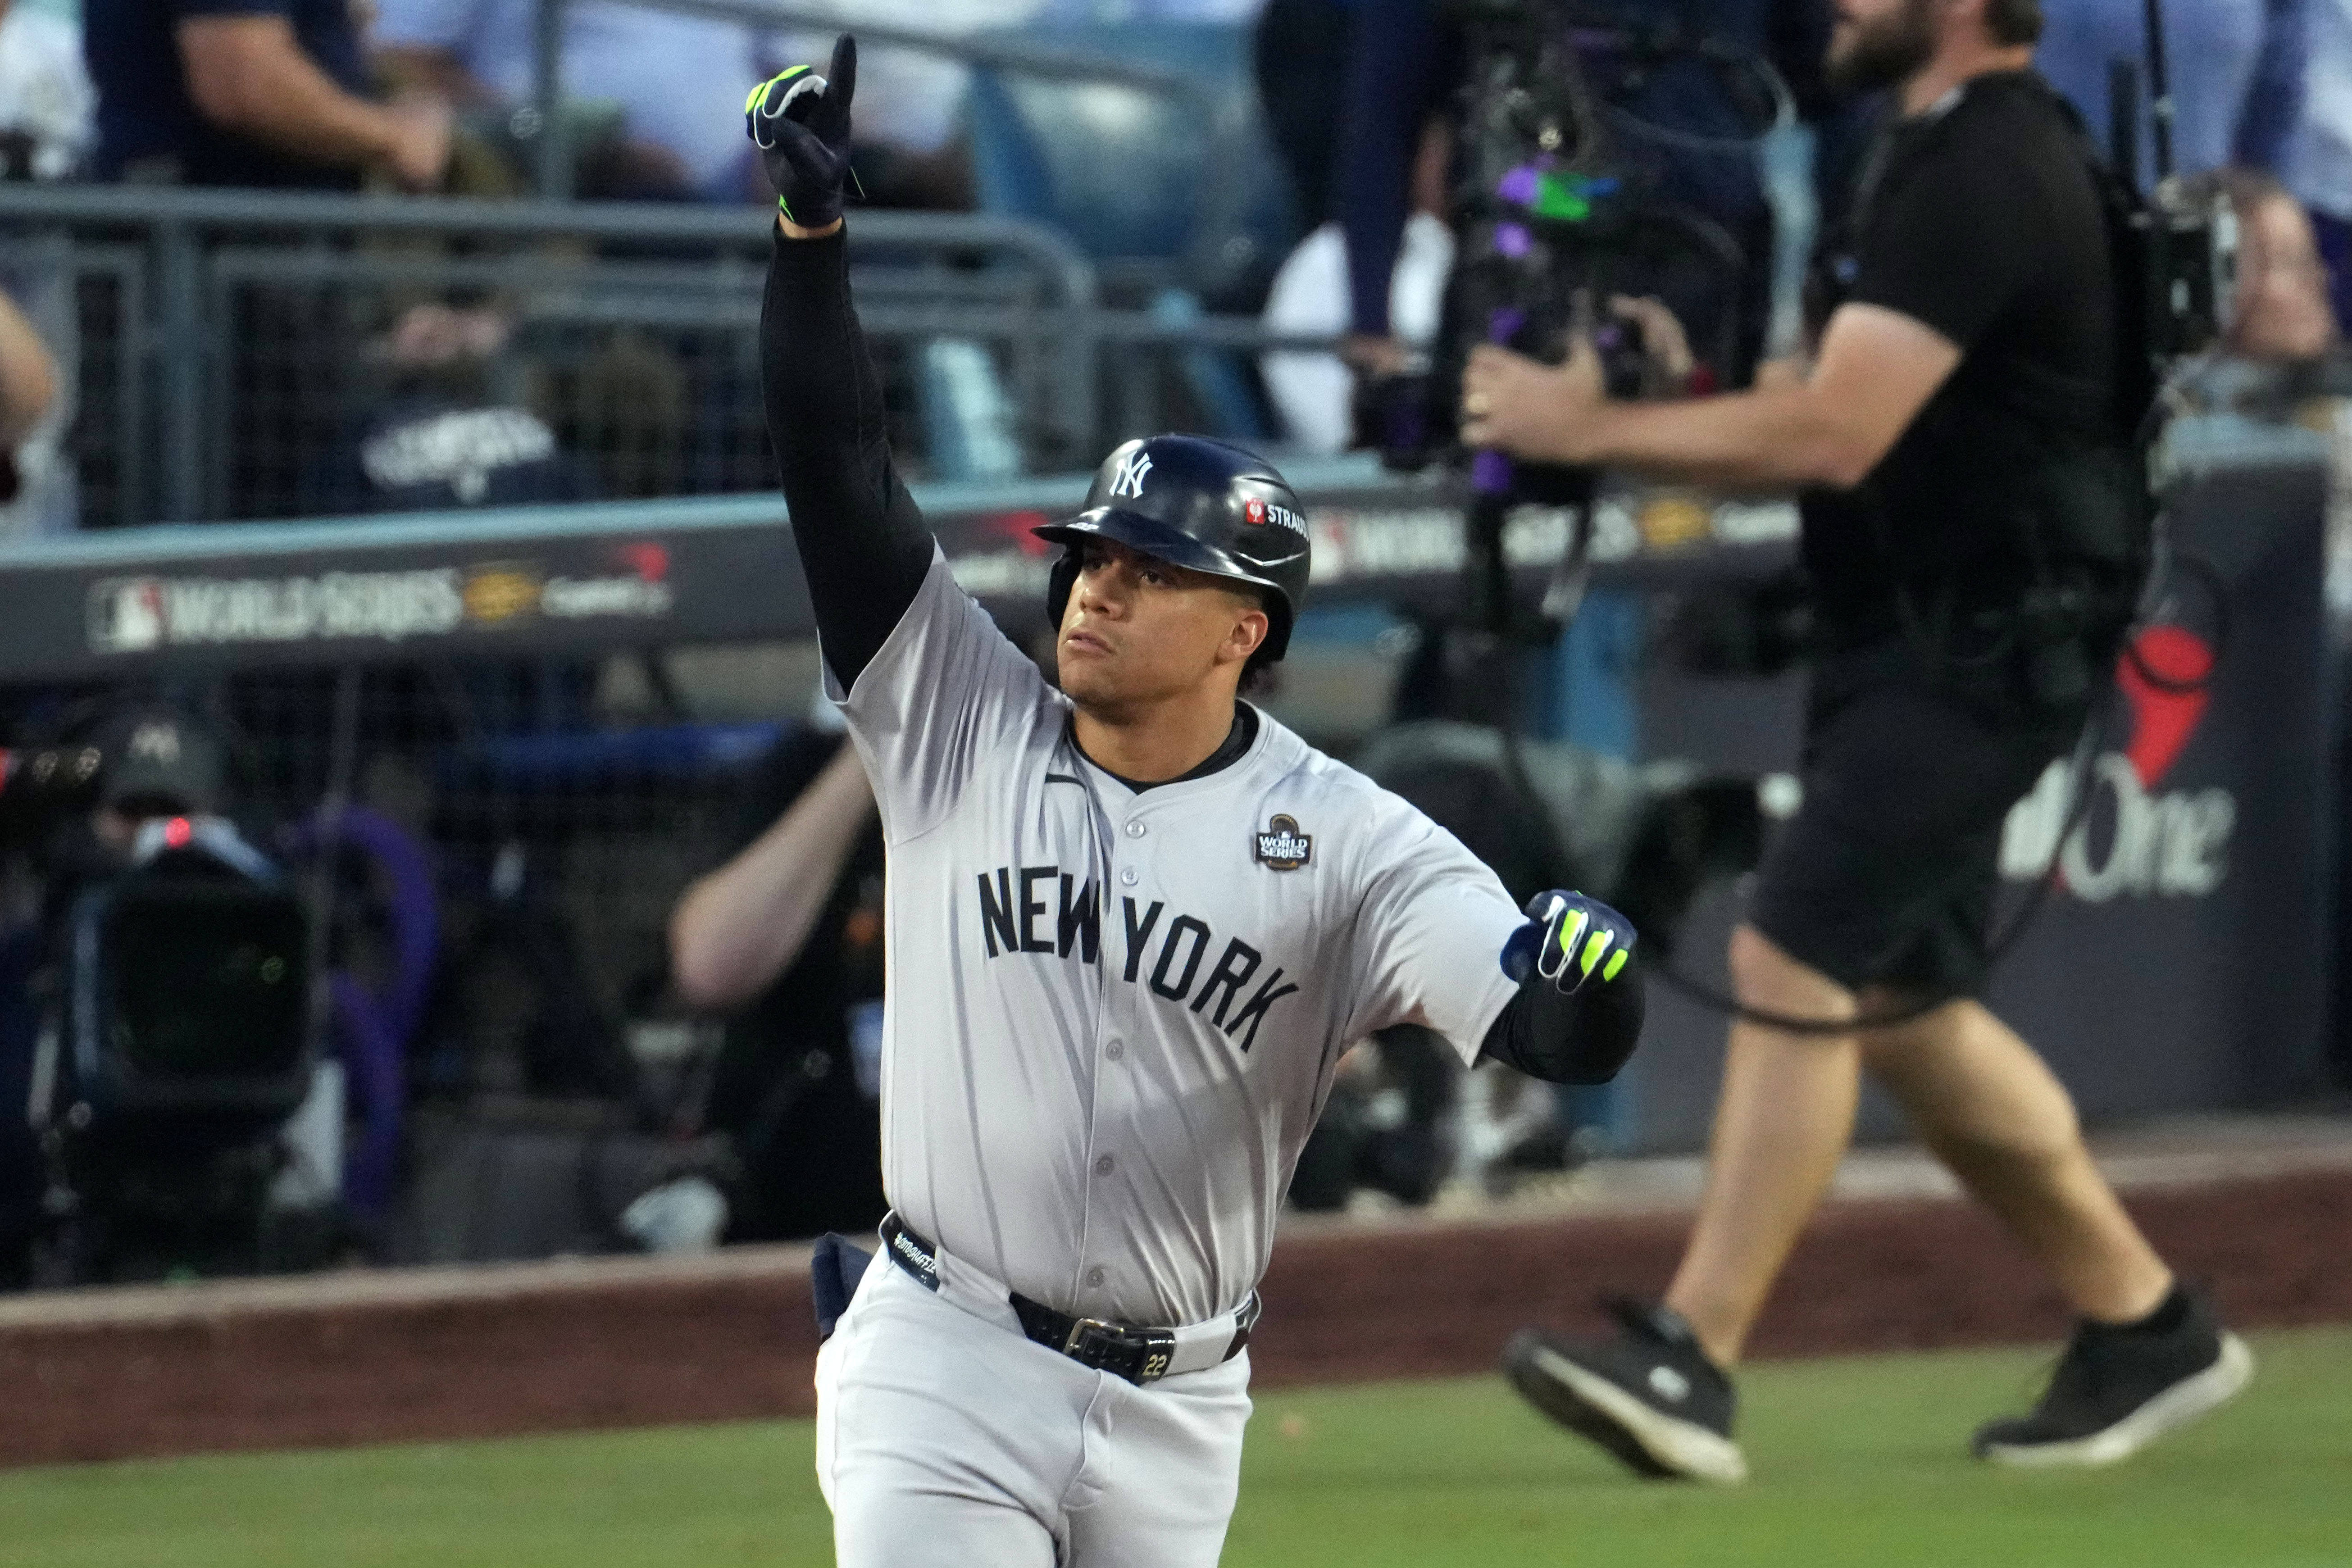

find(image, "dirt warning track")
[3,1130,2347,1468]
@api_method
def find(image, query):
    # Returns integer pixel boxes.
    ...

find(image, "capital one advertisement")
[1983,457,2334,1117]
[1626,453,2333,1151]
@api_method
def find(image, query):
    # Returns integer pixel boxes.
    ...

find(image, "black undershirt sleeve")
[1478,950,1646,1086]
[759,227,937,690]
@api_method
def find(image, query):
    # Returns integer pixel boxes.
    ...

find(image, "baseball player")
[748,38,1648,1566]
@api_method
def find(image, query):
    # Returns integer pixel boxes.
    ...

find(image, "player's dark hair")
[1986,0,2042,45]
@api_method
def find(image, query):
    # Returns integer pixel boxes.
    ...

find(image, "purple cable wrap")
[1493,223,1533,260]
[1496,165,1542,206]
[283,806,439,1218]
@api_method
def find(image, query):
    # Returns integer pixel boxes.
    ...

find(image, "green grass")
[3,1328,2348,1567]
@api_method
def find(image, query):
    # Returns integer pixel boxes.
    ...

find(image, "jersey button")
[1094,1154,1115,1176]
[1124,821,1146,838]
[1119,868,1138,886]
[1105,1039,1125,1061]
[1086,1267,1105,1288]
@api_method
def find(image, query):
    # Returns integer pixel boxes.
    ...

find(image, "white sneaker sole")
[1979,1332,2255,1469]
[1529,1344,1750,1484]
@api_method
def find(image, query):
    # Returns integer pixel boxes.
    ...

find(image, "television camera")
[0,705,314,1286]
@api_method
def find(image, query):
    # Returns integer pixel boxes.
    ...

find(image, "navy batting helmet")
[1035,435,1312,663]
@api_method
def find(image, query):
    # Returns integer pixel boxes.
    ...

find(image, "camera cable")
[1495,488,2219,1035]
[1643,690,2116,1033]
[1642,518,2227,1032]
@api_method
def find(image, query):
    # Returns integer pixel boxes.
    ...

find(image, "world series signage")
[0,479,1797,684]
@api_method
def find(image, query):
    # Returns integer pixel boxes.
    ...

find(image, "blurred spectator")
[0,285,55,482]
[333,304,592,511]
[372,0,764,200]
[0,0,93,179]
[1260,208,1452,450]
[2036,0,2304,182]
[667,713,887,1243]
[0,0,83,534]
[2208,169,2339,360]
[1323,0,1459,364]
[2162,171,2345,618]
[1252,0,1349,230]
[0,289,64,536]
[86,0,450,188]
[772,0,1272,212]
[2288,0,2352,333]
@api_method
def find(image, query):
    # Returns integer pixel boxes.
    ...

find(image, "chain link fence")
[0,187,1124,528]
[212,652,803,1103]
[0,185,1339,534]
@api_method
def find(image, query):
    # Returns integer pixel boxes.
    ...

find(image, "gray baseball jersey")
[834,550,1524,1328]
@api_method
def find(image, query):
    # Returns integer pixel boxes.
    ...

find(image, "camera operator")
[15,703,230,932]
[2,701,322,1285]
[667,709,887,1243]
[1469,0,2249,1481]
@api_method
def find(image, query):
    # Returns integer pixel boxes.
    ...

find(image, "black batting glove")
[1502,889,1637,995]
[746,33,857,229]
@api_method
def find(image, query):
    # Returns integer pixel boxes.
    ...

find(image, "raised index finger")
[827,34,858,108]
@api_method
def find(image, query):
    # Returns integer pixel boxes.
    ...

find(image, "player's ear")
[1223,598,1270,668]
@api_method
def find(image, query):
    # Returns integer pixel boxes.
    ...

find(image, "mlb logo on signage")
[88,577,167,653]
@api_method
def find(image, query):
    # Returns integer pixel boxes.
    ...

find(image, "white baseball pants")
[814,1256,1254,1567]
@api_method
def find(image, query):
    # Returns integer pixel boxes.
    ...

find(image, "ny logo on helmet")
[1109,450,1152,499]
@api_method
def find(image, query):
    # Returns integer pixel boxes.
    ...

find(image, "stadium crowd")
[0,0,2327,289]
[0,0,2330,522]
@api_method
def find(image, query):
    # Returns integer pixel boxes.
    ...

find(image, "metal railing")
[0,182,1349,531]
[0,183,1110,526]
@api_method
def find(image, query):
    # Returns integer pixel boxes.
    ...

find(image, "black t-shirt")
[88,0,370,189]
[702,726,888,1243]
[1801,72,2115,637]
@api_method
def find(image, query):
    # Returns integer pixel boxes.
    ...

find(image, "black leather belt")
[881,1212,1257,1386]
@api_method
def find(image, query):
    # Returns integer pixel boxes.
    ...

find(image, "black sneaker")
[1501,1299,1747,1483]
[1972,1286,2253,1468]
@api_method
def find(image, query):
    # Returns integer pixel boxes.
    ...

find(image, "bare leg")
[1861,998,2171,1324]
[1663,924,1862,1367]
